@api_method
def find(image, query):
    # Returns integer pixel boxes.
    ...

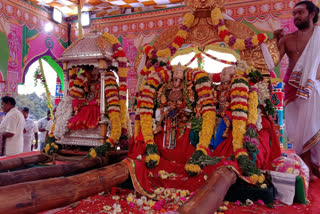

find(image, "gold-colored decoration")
[153,12,255,50]
[153,0,281,77]
[185,0,225,11]
[224,20,255,39]
[239,38,280,75]
[185,17,221,48]
[153,26,180,51]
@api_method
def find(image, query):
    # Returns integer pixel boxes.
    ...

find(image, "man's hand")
[273,29,284,40]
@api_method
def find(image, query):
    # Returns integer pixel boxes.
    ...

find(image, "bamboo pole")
[0,161,129,214]
[0,157,108,187]
[179,167,237,214]
[0,154,50,171]
[77,2,83,39]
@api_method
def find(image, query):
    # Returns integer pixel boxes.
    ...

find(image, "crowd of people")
[0,96,53,156]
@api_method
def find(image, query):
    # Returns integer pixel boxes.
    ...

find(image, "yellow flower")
[218,25,227,33]
[89,149,97,158]
[157,48,171,58]
[211,8,223,22]
[185,163,201,174]
[126,195,134,202]
[172,43,180,50]
[182,13,195,28]
[247,90,258,125]
[198,111,216,150]
[176,30,188,39]
[145,154,160,163]
[235,69,245,76]
[45,144,50,153]
[258,174,265,183]
[140,114,154,143]
[224,35,232,45]
[103,33,119,45]
[250,174,259,184]
[232,120,247,151]
[252,36,259,46]
[234,39,246,50]
[287,167,293,173]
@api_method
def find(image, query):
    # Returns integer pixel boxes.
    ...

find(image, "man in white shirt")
[21,107,38,153]
[38,110,51,150]
[0,96,25,156]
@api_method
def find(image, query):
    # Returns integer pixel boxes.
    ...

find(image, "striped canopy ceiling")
[28,0,185,17]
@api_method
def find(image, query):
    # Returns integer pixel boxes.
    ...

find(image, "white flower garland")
[255,82,270,107]
[53,96,73,139]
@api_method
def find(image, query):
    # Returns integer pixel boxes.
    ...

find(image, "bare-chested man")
[275,1,320,180]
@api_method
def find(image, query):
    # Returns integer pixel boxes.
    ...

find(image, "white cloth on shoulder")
[285,27,320,166]
[288,26,320,98]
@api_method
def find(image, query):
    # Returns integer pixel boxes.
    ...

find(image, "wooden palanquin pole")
[179,167,237,214]
[0,157,108,187]
[0,161,129,214]
[0,154,50,171]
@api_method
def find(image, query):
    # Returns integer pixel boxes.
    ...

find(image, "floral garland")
[211,8,268,51]
[255,81,275,116]
[231,69,265,185]
[53,96,73,139]
[104,70,122,146]
[140,12,194,77]
[88,70,122,158]
[138,67,172,168]
[184,69,216,176]
[102,32,129,131]
[243,86,259,162]
[88,33,129,158]
[134,12,194,142]
[202,52,237,65]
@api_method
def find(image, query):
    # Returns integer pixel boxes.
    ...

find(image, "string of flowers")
[102,32,129,131]
[243,86,259,162]
[69,67,87,98]
[202,52,237,65]
[231,69,265,185]
[243,68,263,161]
[140,12,194,77]
[137,67,172,168]
[184,53,201,67]
[134,12,194,139]
[88,70,121,158]
[211,8,268,51]
[197,53,204,69]
[184,69,216,176]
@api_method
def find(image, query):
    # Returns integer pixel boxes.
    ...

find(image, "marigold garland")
[184,69,216,176]
[231,75,249,151]
[138,68,171,168]
[102,32,129,131]
[104,70,121,148]
[231,68,265,184]
[211,8,268,51]
[140,12,194,77]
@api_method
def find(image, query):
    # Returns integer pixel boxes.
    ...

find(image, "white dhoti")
[285,26,320,167]
[285,80,320,166]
